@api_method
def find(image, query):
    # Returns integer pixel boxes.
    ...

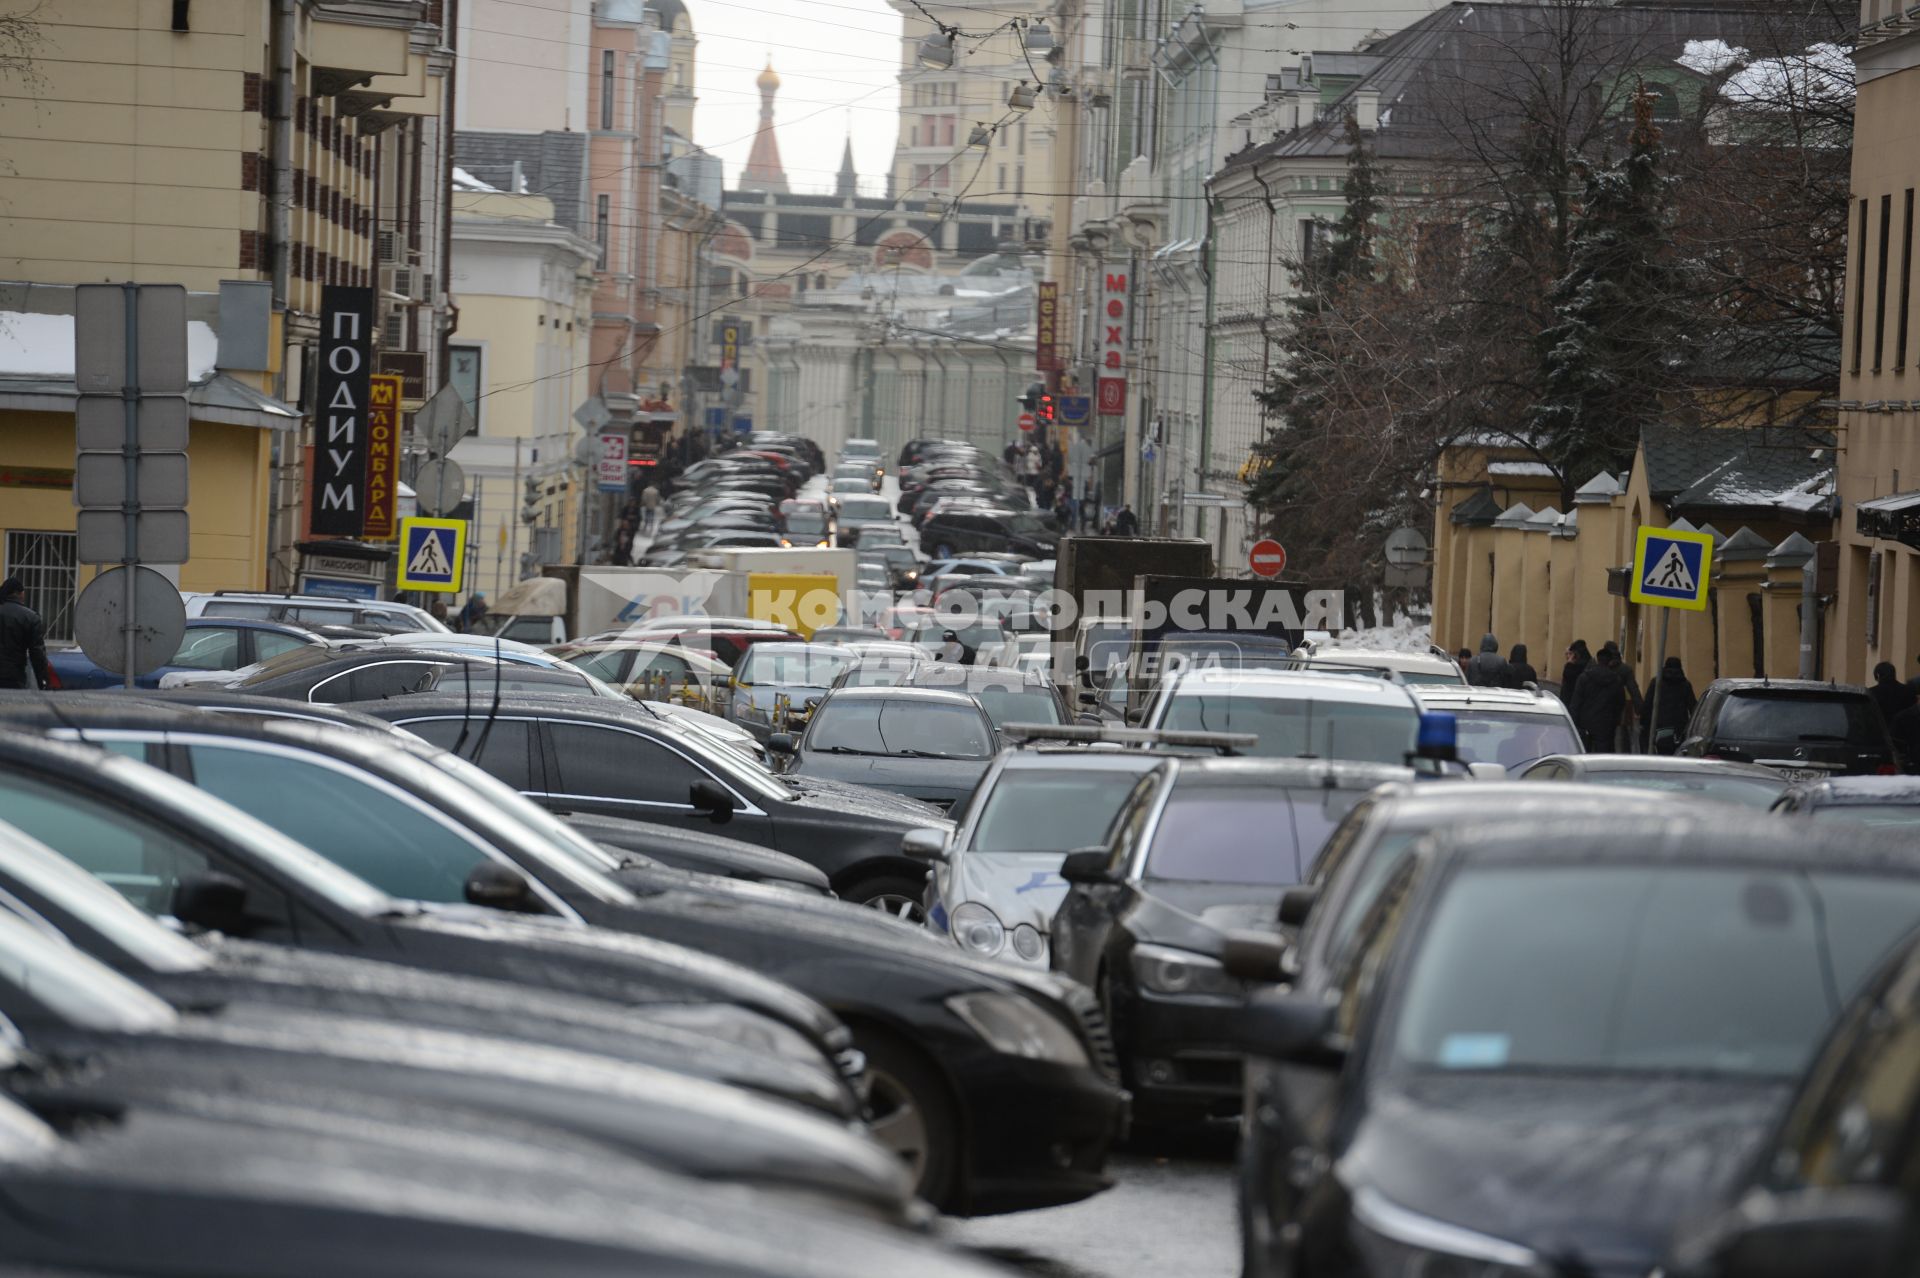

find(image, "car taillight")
[1877,764,1899,776]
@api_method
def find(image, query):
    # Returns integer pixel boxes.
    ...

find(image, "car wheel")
[847,873,926,924]
[856,1027,959,1209]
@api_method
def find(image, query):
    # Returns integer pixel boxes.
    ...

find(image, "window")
[968,768,1146,853]
[1015,165,1024,196]
[3,531,77,643]
[1017,121,1027,154]
[545,722,709,806]
[253,630,311,662]
[395,718,543,792]
[600,48,615,130]
[282,605,356,627]
[561,649,630,682]
[805,698,992,759]
[448,346,483,426]
[204,601,273,619]
[997,164,1006,191]
[596,194,610,270]
[0,772,214,917]
[169,627,242,670]
[1854,199,1869,373]
[1900,190,1914,372]
[1876,193,1892,372]
[185,744,495,907]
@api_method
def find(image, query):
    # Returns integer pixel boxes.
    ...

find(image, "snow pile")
[1721,43,1854,107]
[452,165,498,192]
[0,311,220,381]
[1677,39,1748,76]
[1335,613,1433,652]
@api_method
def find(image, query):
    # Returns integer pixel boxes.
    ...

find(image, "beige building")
[1832,2,1920,684]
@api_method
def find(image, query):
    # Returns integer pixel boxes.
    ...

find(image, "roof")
[1167,668,1418,705]
[1432,809,1920,872]
[1702,677,1868,695]
[1411,686,1568,713]
[821,686,978,706]
[1166,756,1414,790]
[1640,423,1837,521]
[453,131,587,231]
[1366,778,1687,818]
[1556,753,1785,779]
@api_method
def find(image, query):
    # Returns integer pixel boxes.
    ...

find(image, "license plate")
[1771,767,1829,781]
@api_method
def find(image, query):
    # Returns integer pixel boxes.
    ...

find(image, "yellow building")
[1831,3,1920,683]
[447,185,598,599]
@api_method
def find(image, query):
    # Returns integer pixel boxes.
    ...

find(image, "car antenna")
[467,634,505,762]
[448,632,477,759]
[35,686,91,746]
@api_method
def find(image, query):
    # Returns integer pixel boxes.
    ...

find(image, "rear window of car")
[969,768,1149,853]
[1449,710,1583,770]
[735,646,856,687]
[1159,693,1417,766]
[1717,693,1880,744]
[1144,785,1358,885]
[838,499,892,521]
[807,698,992,759]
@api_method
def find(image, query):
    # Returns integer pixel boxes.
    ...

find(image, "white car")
[1140,667,1423,766]
[183,591,448,633]
[1294,644,1466,686]
[1409,685,1583,775]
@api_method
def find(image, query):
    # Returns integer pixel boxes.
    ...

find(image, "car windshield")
[807,698,992,759]
[1161,693,1416,765]
[841,661,920,688]
[1318,830,1422,965]
[969,767,1152,853]
[1391,865,1920,1079]
[838,498,892,522]
[786,509,829,534]
[1145,786,1353,885]
[967,686,1061,728]
[735,646,856,687]
[1809,804,1920,829]
[1585,771,1788,808]
[903,620,1008,650]
[1719,694,1877,744]
[1448,710,1582,769]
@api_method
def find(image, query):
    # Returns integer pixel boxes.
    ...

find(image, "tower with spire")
[835,133,858,198]
[740,56,788,193]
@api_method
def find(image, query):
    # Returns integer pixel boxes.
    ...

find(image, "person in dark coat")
[1571,649,1628,753]
[1559,640,1592,703]
[0,576,52,690]
[1598,641,1646,750]
[1891,701,1920,773]
[1456,648,1473,676]
[1651,656,1697,755]
[1871,661,1917,726]
[1111,505,1140,536]
[1466,634,1510,687]
[1506,643,1538,687]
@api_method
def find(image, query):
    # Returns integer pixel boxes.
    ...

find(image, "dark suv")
[921,508,1058,558]
[1679,678,1898,779]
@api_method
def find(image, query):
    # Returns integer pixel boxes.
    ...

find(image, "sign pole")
[120,281,139,692]
[1646,608,1669,756]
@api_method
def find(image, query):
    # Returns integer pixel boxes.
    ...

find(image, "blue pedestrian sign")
[396,516,466,593]
[1628,525,1712,612]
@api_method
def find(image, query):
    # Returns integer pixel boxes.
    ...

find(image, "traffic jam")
[4,434,1919,1278]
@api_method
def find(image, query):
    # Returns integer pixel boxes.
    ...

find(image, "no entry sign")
[1249,538,1287,578]
[1017,412,1036,432]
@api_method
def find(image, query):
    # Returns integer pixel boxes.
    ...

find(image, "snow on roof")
[1488,460,1556,478]
[0,311,219,382]
[1721,43,1854,106]
[1677,39,1747,76]
[452,165,499,192]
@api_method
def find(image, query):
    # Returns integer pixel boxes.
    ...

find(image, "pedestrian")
[1506,643,1538,687]
[612,521,635,567]
[1112,504,1139,537]
[1892,701,1920,773]
[1601,642,1646,751]
[1650,656,1697,755]
[1570,647,1628,753]
[1037,476,1055,512]
[0,576,52,690]
[428,598,450,627]
[1871,660,1917,725]
[1456,648,1473,676]
[935,628,966,664]
[456,591,488,633]
[1053,490,1074,527]
[1003,441,1019,467]
[639,483,661,533]
[1022,447,1043,488]
[1559,639,1592,702]
[1466,634,1510,687]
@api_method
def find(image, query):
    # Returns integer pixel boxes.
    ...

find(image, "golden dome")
[756,57,779,92]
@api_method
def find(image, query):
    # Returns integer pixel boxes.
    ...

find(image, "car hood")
[948,852,1072,936]
[566,814,830,892]
[790,753,989,805]
[1347,1073,1788,1273]
[781,774,951,823]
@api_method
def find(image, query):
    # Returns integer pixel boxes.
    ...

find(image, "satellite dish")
[73,566,187,677]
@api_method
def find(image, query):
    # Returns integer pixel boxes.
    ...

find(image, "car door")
[536,719,776,844]
[387,716,552,796]
[1051,774,1160,987]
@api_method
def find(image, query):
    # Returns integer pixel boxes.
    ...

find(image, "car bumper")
[950,1049,1128,1216]
[1117,988,1247,1121]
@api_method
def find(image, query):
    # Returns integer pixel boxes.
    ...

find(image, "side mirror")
[766,732,797,756]
[1076,689,1099,707]
[171,872,251,935]
[464,861,540,913]
[1238,989,1343,1066]
[1670,1186,1903,1278]
[1221,930,1288,983]
[901,827,949,863]
[1466,761,1507,780]
[689,778,738,822]
[1060,847,1115,885]
[1277,884,1320,928]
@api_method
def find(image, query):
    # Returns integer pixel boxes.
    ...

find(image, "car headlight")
[637,1003,828,1068]
[1009,923,1045,963]
[1131,943,1241,997]
[951,902,1005,957]
[1350,1185,1543,1278]
[947,992,1088,1067]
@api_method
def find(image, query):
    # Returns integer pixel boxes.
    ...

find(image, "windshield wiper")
[896,748,957,759]
[815,745,883,756]
[1797,734,1850,743]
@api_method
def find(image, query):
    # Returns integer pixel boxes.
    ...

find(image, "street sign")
[76,510,190,565]
[364,373,402,540]
[74,452,188,508]
[571,395,612,431]
[412,458,466,518]
[310,285,375,536]
[396,516,467,593]
[74,284,188,394]
[597,431,629,492]
[1017,412,1036,432]
[72,566,185,676]
[415,383,476,458]
[1249,538,1288,579]
[1056,394,1090,426]
[74,395,188,452]
[1384,526,1430,568]
[1628,525,1713,611]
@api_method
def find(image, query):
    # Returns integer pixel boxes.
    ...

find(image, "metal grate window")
[3,531,78,642]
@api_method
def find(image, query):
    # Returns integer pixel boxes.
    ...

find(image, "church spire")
[741,55,788,192]
[835,132,857,198]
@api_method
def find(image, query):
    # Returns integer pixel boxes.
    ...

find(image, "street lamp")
[917,29,955,69]
[1023,19,1053,52]
[1007,81,1036,112]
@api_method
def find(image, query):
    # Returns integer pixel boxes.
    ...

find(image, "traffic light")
[1037,392,1056,424]
[1016,381,1044,412]
[522,475,542,527]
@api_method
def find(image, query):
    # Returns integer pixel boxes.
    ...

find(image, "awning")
[0,373,300,431]
[1856,489,1920,551]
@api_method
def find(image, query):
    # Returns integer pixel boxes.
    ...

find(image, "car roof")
[1431,808,1920,873]
[1782,775,1920,805]
[820,686,978,707]
[1167,668,1415,703]
[348,692,666,729]
[1163,757,1415,790]
[905,667,1051,690]
[1411,686,1563,711]
[1359,779,1687,824]
[1545,753,1785,779]
[997,749,1165,772]
[1305,647,1457,671]
[742,642,856,657]
[1705,678,1869,696]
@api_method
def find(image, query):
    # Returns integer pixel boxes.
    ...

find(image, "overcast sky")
[688,0,904,196]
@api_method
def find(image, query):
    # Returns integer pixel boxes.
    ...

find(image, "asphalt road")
[949,1134,1240,1278]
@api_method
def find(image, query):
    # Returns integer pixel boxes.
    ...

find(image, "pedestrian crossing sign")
[1629,525,1713,611]
[396,517,466,593]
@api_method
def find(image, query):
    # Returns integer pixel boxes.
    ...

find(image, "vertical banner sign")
[1096,271,1129,415]
[363,373,402,540]
[311,285,375,536]
[1035,281,1063,372]
[597,431,629,492]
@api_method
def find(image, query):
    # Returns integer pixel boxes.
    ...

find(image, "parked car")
[1517,753,1792,806]
[1408,684,1585,773]
[723,642,859,741]
[1141,668,1422,765]
[550,638,733,697]
[610,620,804,668]
[778,686,998,816]
[1051,757,1411,1125]
[1229,809,1920,1278]
[563,812,831,894]
[920,507,1058,559]
[1291,644,1467,686]
[901,664,1070,730]
[1680,677,1899,778]
[220,646,609,703]
[47,617,326,690]
[183,591,447,632]
[1770,774,1920,828]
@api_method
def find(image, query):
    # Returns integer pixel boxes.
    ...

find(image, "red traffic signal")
[1037,393,1056,423]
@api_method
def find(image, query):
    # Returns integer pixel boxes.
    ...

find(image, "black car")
[218,645,607,703]
[353,693,953,906]
[1516,752,1793,808]
[902,665,1069,731]
[1051,757,1410,1124]
[1679,677,1898,778]
[1669,924,1920,1278]
[779,686,998,813]
[91,703,1123,1214]
[564,812,831,893]
[0,720,864,1108]
[1234,810,1920,1278]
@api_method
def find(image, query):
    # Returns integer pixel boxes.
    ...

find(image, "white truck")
[553,547,861,640]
